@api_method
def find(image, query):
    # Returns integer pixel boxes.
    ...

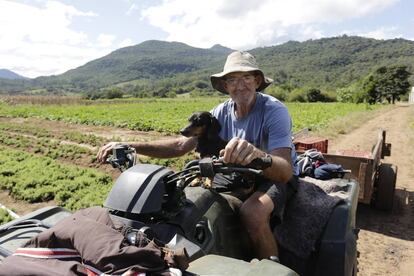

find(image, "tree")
[364,65,411,104]
[104,87,123,99]
[306,88,324,102]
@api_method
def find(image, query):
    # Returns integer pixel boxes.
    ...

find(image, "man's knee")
[240,192,274,226]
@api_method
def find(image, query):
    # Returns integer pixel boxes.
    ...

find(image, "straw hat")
[210,51,273,94]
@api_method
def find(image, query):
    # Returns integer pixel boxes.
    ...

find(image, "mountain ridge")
[0,69,29,80]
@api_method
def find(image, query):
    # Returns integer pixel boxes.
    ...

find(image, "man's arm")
[97,136,197,163]
[221,137,292,183]
[264,147,293,183]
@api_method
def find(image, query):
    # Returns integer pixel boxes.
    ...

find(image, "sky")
[1,0,413,78]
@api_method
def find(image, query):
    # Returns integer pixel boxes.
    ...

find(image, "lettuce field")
[0,98,378,133]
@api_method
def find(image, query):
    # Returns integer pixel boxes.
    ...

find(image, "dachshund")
[180,111,228,188]
[180,111,227,158]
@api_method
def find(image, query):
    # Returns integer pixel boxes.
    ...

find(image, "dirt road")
[328,104,414,275]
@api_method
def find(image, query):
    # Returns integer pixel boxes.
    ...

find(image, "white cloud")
[358,27,402,40]
[126,3,139,16]
[340,26,403,40]
[97,34,117,48]
[119,38,134,48]
[141,0,398,49]
[0,0,115,78]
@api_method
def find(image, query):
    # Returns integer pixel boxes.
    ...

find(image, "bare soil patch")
[0,191,55,215]
[0,117,171,143]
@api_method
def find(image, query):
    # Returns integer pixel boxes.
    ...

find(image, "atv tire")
[374,163,397,211]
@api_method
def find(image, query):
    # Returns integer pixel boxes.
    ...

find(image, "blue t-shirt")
[211,92,299,176]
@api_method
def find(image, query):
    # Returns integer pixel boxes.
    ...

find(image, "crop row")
[0,131,95,164]
[0,128,194,172]
[0,130,197,224]
[0,208,13,224]
[0,121,109,147]
[0,145,113,211]
[0,99,379,133]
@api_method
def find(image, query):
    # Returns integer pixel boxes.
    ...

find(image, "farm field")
[0,97,386,224]
[0,97,380,133]
[2,98,411,276]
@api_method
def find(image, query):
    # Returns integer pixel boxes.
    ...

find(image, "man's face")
[223,71,261,106]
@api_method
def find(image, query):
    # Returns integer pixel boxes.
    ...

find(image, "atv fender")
[187,254,298,276]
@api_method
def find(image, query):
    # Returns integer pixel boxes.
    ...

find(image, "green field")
[0,98,378,133]
[0,98,384,224]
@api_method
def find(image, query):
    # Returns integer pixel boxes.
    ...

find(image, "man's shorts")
[213,174,298,226]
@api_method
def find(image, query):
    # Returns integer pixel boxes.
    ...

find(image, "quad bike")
[0,145,359,275]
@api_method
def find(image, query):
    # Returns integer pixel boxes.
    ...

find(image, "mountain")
[1,36,414,94]
[210,44,233,53]
[30,40,234,94]
[69,40,231,81]
[0,69,28,80]
[250,36,414,88]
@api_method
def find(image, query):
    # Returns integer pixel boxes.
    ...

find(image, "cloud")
[358,27,402,40]
[0,0,113,78]
[340,26,403,40]
[119,38,134,48]
[97,34,117,48]
[141,0,398,49]
[126,3,139,16]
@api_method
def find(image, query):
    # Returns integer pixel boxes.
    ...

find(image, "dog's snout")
[180,128,190,137]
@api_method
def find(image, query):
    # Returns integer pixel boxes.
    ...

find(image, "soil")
[1,105,413,274]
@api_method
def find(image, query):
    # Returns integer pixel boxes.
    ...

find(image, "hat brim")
[211,69,273,94]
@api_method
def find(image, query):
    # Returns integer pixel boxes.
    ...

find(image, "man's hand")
[96,142,122,163]
[220,137,265,166]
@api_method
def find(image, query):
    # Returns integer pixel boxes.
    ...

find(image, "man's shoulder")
[211,99,232,115]
[259,93,287,111]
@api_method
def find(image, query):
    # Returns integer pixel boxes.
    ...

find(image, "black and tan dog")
[180,111,227,188]
[180,111,227,158]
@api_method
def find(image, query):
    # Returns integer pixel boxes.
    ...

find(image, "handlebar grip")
[247,155,272,170]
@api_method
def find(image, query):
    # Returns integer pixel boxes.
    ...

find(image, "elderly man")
[97,51,298,261]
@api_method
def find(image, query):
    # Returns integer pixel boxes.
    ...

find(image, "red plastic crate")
[294,137,328,153]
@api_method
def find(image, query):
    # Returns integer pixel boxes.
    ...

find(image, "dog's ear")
[208,116,221,140]
[189,113,197,123]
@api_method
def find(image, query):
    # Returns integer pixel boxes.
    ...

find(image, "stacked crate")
[294,136,329,153]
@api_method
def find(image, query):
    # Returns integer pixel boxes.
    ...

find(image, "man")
[97,51,298,261]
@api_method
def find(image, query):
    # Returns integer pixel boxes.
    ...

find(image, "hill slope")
[252,36,414,88]
[0,69,28,80]
[1,36,414,94]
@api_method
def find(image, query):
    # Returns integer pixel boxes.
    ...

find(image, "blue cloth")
[211,92,299,176]
[314,163,346,180]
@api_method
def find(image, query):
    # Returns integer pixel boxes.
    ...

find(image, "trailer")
[294,129,397,211]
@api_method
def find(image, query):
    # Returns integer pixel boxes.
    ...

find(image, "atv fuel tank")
[104,164,173,215]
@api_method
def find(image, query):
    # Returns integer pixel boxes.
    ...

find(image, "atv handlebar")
[106,144,136,172]
[198,156,272,178]
[164,156,272,189]
[107,145,272,189]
